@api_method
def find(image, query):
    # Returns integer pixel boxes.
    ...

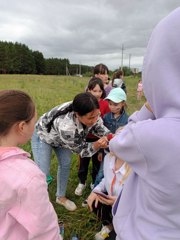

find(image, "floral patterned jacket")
[36,101,110,157]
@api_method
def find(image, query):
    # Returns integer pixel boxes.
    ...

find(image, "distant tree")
[45,58,69,75]
[33,51,45,74]
[16,43,36,73]
[0,40,95,76]
[0,41,36,74]
[69,64,93,76]
[0,41,8,73]
[7,42,17,73]
[45,58,58,75]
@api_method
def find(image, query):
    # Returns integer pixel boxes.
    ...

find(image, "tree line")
[0,41,93,75]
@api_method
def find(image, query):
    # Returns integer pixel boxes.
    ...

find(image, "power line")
[121,44,124,70]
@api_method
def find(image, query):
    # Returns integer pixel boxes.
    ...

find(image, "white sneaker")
[56,198,77,211]
[75,183,86,196]
[82,199,88,207]
[95,225,111,240]
[90,183,94,190]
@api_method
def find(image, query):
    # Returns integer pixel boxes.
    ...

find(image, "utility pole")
[79,62,81,75]
[129,54,131,70]
[121,44,124,70]
[66,61,70,76]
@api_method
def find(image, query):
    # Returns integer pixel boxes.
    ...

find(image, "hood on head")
[142,7,180,119]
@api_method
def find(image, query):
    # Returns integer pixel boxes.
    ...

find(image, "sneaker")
[90,183,94,190]
[82,199,88,207]
[56,198,77,211]
[46,175,53,185]
[95,225,111,240]
[71,233,79,240]
[75,183,86,196]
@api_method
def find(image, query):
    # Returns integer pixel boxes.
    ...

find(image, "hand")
[98,136,108,148]
[87,192,99,211]
[93,136,108,150]
[98,195,117,206]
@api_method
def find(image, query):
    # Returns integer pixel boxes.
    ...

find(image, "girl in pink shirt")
[137,79,143,100]
[0,90,61,240]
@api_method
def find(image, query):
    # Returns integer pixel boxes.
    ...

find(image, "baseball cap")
[105,88,127,103]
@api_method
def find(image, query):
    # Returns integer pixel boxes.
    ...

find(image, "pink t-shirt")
[0,147,61,240]
[137,82,143,91]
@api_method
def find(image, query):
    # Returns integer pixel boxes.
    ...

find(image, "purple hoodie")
[110,8,180,240]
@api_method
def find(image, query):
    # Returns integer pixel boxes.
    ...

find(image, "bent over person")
[31,92,110,211]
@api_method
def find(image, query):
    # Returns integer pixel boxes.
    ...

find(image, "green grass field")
[0,74,145,239]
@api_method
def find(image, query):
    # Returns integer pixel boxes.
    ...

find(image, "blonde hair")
[109,152,131,185]
[121,162,131,184]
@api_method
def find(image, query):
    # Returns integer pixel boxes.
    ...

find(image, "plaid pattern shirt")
[36,101,110,157]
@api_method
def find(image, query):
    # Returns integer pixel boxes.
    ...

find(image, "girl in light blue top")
[104,88,128,134]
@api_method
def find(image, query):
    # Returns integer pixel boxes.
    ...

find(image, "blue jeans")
[31,129,72,197]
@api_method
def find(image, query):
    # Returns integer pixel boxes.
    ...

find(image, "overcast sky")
[0,0,179,70]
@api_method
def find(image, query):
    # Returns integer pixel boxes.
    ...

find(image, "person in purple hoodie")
[109,7,180,240]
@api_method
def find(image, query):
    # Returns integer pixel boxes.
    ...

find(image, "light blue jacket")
[103,110,128,134]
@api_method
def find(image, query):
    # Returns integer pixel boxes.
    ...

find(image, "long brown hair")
[111,70,124,86]
[87,77,106,99]
[0,90,35,136]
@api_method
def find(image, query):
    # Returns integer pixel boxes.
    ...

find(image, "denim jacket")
[103,110,128,133]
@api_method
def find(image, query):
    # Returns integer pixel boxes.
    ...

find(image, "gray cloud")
[0,0,179,70]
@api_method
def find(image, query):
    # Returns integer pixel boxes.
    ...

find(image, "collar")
[109,154,126,175]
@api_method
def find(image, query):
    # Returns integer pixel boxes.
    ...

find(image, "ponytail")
[46,104,73,133]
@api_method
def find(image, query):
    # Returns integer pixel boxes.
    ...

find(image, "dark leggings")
[78,152,101,184]
[92,200,112,225]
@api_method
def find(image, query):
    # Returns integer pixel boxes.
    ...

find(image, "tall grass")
[0,74,145,239]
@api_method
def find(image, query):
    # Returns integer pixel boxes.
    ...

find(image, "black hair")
[87,77,106,99]
[93,63,109,75]
[46,92,99,132]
